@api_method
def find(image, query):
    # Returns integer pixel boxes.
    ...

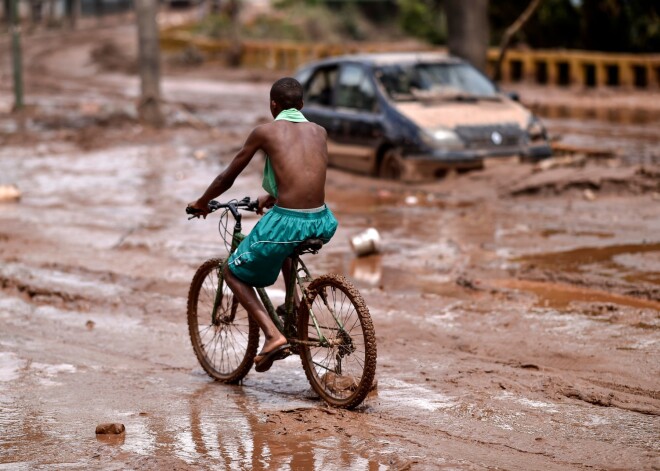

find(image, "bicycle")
[186,197,377,409]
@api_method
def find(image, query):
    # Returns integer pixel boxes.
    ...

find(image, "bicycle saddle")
[293,238,324,256]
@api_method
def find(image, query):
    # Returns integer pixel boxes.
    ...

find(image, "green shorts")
[228,205,338,288]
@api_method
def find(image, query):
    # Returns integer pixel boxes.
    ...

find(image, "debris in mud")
[533,154,587,172]
[90,41,137,74]
[193,149,208,160]
[404,195,419,205]
[456,275,480,291]
[321,372,359,395]
[0,184,21,203]
[550,142,619,160]
[85,320,95,330]
[350,228,381,257]
[168,45,205,67]
[508,164,660,196]
[583,188,596,201]
[95,423,125,435]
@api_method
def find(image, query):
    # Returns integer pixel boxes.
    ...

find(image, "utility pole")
[135,0,164,127]
[9,0,24,110]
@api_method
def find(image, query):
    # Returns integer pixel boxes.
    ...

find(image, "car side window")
[305,66,338,107]
[336,64,377,112]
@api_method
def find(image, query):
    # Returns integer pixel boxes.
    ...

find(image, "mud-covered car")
[295,53,552,181]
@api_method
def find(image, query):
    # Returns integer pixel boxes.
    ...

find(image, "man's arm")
[189,126,265,215]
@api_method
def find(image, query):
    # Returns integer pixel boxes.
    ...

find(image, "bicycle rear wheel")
[187,258,259,383]
[298,274,377,409]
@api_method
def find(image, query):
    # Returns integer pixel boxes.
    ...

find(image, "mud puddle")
[494,279,660,311]
[516,242,660,283]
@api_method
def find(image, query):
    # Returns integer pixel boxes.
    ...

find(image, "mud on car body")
[295,52,552,181]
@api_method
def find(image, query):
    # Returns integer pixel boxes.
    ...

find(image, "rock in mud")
[95,423,125,435]
[0,184,21,203]
[583,188,597,201]
[321,372,358,394]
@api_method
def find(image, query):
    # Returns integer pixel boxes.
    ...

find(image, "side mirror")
[506,91,520,102]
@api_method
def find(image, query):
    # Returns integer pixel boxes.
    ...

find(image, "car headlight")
[420,128,463,150]
[527,117,547,142]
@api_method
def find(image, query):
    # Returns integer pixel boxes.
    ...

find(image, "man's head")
[270,77,304,118]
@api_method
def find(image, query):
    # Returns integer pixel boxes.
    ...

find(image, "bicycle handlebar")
[186,197,259,219]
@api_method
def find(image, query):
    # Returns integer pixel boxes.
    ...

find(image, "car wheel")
[378,149,404,180]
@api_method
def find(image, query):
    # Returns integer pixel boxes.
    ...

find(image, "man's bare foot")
[255,335,288,363]
[254,336,291,372]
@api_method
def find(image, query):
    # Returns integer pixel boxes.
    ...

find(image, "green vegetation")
[191,0,402,43]
[490,0,660,53]
[397,0,446,44]
[188,0,659,52]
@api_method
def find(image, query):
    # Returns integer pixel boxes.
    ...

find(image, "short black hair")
[270,77,303,110]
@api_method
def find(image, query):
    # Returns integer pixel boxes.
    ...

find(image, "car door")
[300,64,341,142]
[330,63,384,174]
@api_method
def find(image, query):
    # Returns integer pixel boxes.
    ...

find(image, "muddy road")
[1,22,659,470]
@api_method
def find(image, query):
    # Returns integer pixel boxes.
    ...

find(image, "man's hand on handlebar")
[256,194,276,215]
[187,199,210,219]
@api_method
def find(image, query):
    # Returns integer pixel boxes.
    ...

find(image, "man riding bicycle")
[188,77,338,373]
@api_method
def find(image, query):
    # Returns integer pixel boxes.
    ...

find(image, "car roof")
[302,52,465,69]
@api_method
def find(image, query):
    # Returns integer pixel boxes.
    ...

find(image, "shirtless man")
[188,77,338,373]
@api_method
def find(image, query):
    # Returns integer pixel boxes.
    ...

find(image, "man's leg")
[223,265,287,358]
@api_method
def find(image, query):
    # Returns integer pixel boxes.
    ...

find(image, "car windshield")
[376,62,498,100]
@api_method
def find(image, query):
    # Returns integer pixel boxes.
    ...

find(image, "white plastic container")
[349,227,381,257]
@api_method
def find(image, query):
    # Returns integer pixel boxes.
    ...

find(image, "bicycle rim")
[187,258,259,383]
[298,274,377,408]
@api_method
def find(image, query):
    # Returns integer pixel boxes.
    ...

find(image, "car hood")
[394,98,530,130]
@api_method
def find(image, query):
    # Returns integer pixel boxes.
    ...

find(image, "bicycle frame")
[213,209,346,349]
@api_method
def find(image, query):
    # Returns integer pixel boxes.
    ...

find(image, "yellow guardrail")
[488,49,660,89]
[161,28,660,89]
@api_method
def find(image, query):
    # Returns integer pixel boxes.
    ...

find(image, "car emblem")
[491,131,503,145]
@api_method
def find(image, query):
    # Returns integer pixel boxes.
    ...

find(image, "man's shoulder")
[265,120,326,135]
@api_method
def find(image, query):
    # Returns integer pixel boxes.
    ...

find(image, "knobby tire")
[298,274,377,409]
[187,258,259,383]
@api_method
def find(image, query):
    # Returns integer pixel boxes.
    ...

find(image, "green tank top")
[262,108,309,198]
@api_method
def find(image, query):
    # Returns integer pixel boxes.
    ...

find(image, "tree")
[9,0,23,110]
[492,0,543,81]
[135,0,164,127]
[445,0,489,72]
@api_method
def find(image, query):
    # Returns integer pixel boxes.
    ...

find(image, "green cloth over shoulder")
[262,108,309,198]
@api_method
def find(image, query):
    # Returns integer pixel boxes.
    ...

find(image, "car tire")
[378,149,404,180]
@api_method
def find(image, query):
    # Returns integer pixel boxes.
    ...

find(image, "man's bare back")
[186,118,328,214]
[259,120,328,210]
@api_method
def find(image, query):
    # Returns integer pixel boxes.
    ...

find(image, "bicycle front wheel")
[187,258,259,383]
[298,274,377,409]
